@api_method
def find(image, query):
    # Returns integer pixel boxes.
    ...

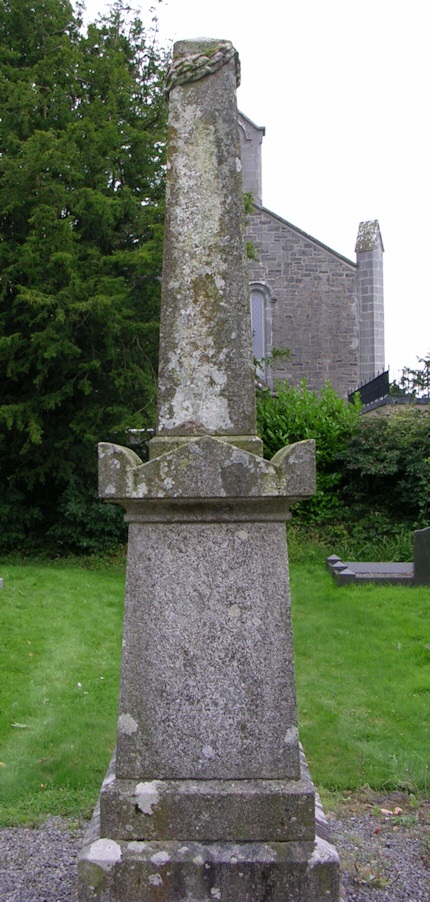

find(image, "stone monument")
[76,38,341,901]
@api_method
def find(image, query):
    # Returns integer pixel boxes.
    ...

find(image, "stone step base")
[100,754,315,843]
[77,806,340,902]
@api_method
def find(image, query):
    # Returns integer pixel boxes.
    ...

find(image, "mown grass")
[290,562,430,793]
[0,550,429,825]
[0,562,124,825]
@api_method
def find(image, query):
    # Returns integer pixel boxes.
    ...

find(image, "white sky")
[84,0,430,377]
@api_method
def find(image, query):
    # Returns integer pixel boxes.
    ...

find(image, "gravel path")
[329,791,430,902]
[0,792,428,901]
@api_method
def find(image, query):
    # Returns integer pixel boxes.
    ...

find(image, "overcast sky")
[84,0,429,377]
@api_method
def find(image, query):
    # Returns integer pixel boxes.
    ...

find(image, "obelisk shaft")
[155,39,257,441]
[77,38,340,902]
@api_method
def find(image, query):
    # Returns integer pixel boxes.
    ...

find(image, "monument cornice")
[98,435,316,510]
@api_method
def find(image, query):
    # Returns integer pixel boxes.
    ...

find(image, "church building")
[239,112,385,399]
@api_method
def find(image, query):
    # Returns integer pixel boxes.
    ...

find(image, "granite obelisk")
[76,38,341,901]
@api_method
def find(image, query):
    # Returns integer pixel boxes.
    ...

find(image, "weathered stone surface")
[77,803,340,902]
[100,763,316,843]
[155,39,256,442]
[116,519,300,781]
[98,436,315,505]
[148,433,263,459]
[270,438,316,499]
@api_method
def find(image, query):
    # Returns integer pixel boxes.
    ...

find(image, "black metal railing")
[348,370,390,406]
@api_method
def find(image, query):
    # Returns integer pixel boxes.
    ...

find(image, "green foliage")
[257,382,430,553]
[399,352,430,398]
[389,379,408,397]
[244,192,256,258]
[257,380,362,523]
[243,191,254,215]
[339,407,430,530]
[0,0,168,552]
[245,239,257,260]
[288,521,414,566]
[254,346,291,371]
[257,379,361,463]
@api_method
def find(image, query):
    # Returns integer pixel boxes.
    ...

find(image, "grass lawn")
[0,561,124,825]
[0,555,429,825]
[290,563,430,794]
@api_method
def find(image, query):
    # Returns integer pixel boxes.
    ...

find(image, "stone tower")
[356,219,385,384]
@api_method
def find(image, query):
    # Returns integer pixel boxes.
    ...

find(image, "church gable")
[239,112,384,399]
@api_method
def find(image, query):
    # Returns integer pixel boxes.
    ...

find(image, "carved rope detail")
[165,41,240,95]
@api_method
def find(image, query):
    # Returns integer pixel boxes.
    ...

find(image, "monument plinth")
[77,38,341,902]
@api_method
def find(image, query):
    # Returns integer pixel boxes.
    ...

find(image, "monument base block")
[77,812,340,902]
[77,750,341,902]
[99,755,315,843]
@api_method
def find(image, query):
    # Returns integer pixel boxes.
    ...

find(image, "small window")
[251,289,265,366]
[250,283,276,385]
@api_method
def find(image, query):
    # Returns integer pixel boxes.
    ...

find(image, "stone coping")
[326,555,415,586]
[327,525,430,586]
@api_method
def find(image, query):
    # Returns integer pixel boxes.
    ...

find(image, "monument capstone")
[76,38,341,902]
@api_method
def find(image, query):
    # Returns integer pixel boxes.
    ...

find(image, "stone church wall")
[247,207,360,398]
[239,112,384,399]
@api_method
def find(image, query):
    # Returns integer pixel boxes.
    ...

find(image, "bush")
[340,407,430,529]
[257,383,430,560]
[256,380,362,524]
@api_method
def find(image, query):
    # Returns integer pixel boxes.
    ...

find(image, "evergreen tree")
[0,0,168,552]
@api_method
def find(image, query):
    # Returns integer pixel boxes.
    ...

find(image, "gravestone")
[76,38,341,901]
[413,526,430,585]
[327,526,430,586]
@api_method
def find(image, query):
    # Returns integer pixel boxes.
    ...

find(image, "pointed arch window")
[250,283,275,384]
[251,289,265,368]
